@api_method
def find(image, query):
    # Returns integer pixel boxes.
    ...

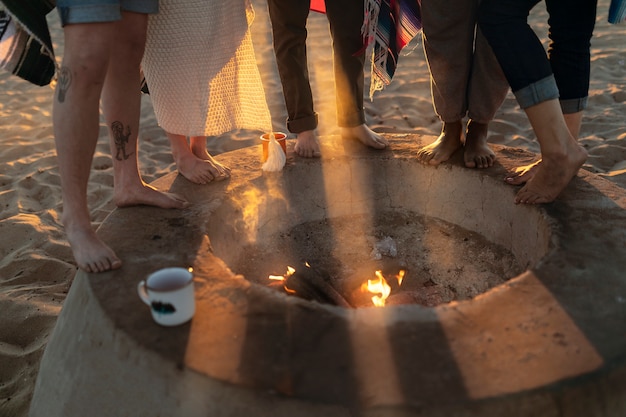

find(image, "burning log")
[270,262,352,308]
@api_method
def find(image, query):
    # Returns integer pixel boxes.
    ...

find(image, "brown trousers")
[266,0,366,133]
[421,0,509,124]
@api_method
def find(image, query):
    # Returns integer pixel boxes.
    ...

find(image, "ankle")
[442,120,462,130]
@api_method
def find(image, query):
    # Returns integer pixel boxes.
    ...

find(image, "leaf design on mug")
[151,301,176,314]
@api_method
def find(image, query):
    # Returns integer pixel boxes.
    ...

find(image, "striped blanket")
[609,0,626,24]
[362,0,422,99]
[0,0,56,86]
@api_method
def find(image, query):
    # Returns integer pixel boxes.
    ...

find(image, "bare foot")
[515,145,587,204]
[416,121,462,166]
[341,124,388,149]
[175,148,231,184]
[505,160,541,185]
[294,130,321,158]
[114,182,189,209]
[464,120,495,169]
[64,220,122,273]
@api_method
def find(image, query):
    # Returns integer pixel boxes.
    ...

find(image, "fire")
[395,269,405,286]
[360,269,405,307]
[269,266,406,308]
[269,266,296,294]
[361,270,391,307]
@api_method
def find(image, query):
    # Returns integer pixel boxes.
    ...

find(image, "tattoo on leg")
[111,121,134,161]
[57,66,72,103]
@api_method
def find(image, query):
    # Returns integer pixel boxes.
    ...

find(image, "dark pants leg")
[545,0,597,111]
[422,0,509,124]
[478,0,597,111]
[325,0,366,127]
[267,0,318,133]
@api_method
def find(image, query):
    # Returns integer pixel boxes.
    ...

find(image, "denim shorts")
[57,0,159,26]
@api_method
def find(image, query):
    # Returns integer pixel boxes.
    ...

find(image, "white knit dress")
[142,0,272,137]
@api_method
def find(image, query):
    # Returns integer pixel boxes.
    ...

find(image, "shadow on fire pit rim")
[30,134,626,417]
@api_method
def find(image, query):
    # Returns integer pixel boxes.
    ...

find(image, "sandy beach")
[1,1,625,416]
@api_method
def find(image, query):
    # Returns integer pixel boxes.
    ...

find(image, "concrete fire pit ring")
[30,134,626,417]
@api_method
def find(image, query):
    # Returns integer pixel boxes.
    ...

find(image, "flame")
[268,266,297,294]
[361,270,391,307]
[268,266,296,281]
[395,269,405,286]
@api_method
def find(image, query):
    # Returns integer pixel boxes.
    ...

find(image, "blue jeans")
[57,0,159,26]
[478,0,597,113]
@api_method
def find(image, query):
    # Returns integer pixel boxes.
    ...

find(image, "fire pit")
[224,206,522,308]
[30,134,626,417]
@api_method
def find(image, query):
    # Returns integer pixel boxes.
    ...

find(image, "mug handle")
[137,280,151,306]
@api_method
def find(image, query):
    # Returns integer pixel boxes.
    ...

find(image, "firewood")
[282,262,352,308]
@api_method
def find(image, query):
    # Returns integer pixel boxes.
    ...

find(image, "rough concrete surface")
[29,134,626,417]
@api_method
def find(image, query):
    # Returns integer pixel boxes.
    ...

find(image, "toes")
[428,158,440,166]
[374,136,389,148]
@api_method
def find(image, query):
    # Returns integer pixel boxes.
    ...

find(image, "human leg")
[478,0,591,202]
[54,0,189,272]
[53,20,122,273]
[480,0,595,191]
[325,0,387,149]
[504,0,595,184]
[167,134,231,185]
[515,100,587,204]
[464,120,495,169]
[545,0,597,110]
[478,0,549,93]
[99,11,188,209]
[421,0,476,123]
[266,0,321,157]
[504,110,583,185]
[464,14,510,168]
[294,130,321,158]
[416,121,463,166]
[189,136,230,179]
[418,0,477,164]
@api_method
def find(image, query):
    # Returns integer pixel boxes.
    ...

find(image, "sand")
[0,1,624,416]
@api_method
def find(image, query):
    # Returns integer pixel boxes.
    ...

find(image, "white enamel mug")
[137,267,195,326]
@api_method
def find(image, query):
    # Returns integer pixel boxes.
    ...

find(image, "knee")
[63,45,110,83]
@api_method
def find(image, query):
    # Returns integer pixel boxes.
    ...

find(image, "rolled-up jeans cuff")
[560,97,588,114]
[513,75,559,109]
[287,113,318,134]
[57,0,158,26]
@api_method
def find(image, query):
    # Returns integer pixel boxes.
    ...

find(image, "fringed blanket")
[362,0,422,99]
[0,0,56,86]
[609,0,626,24]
